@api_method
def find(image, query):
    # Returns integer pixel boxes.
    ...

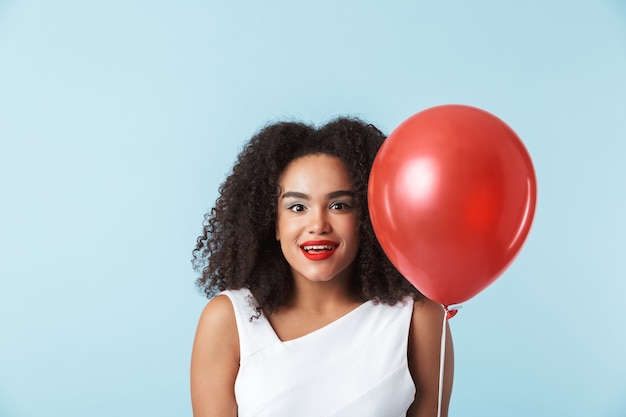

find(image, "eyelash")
[330,201,353,210]
[286,201,354,212]
[287,203,306,213]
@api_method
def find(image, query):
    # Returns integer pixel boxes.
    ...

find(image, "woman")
[191,117,454,417]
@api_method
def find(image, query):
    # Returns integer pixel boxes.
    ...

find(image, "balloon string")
[437,307,448,417]
[436,304,459,417]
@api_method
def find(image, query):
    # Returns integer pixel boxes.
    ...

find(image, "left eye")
[330,202,351,210]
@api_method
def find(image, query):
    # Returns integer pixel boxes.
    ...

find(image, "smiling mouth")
[300,241,338,260]
[301,244,336,252]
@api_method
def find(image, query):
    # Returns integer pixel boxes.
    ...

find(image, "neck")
[286,270,359,314]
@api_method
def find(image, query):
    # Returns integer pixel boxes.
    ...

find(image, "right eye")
[287,203,306,213]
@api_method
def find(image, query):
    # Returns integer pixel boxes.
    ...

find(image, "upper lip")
[300,240,338,251]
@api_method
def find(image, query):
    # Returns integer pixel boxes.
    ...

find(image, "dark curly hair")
[192,117,422,316]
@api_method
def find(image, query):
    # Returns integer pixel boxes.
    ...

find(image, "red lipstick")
[300,240,338,261]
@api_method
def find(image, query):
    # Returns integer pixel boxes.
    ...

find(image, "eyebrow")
[281,190,355,200]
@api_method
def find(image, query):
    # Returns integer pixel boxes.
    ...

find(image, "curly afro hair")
[192,117,422,316]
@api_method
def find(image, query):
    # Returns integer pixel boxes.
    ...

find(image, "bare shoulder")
[193,294,240,365]
[197,294,238,334]
[406,297,454,417]
[191,295,239,417]
[192,294,240,365]
[411,297,446,330]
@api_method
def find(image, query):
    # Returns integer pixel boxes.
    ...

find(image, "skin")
[407,301,454,417]
[190,294,239,417]
[190,154,453,416]
[270,154,364,340]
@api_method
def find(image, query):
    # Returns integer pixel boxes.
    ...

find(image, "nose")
[308,208,331,235]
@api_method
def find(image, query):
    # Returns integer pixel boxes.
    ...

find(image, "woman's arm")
[190,295,239,417]
[406,299,454,417]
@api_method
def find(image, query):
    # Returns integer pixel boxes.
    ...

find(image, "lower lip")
[301,247,337,261]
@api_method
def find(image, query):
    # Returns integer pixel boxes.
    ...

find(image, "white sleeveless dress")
[222,288,416,417]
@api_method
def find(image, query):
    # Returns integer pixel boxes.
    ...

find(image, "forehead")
[279,154,352,191]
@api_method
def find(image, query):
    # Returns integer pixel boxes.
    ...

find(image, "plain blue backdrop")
[1,1,625,416]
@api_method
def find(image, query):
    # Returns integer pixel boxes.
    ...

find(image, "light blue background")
[1,1,625,416]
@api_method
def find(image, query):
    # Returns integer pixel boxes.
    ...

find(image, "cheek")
[275,214,287,241]
[350,232,360,256]
[278,240,288,258]
[276,216,299,243]
[345,222,360,255]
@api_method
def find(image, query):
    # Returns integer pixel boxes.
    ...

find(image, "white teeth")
[303,245,334,252]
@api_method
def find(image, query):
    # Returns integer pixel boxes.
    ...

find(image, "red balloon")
[368,105,537,308]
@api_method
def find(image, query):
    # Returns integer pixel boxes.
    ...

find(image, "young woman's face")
[276,154,359,285]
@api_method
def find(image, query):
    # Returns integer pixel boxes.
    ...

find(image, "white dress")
[222,288,416,417]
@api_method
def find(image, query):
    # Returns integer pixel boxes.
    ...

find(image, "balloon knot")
[444,304,463,319]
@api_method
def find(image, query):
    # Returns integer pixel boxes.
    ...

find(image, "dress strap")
[221,289,278,360]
